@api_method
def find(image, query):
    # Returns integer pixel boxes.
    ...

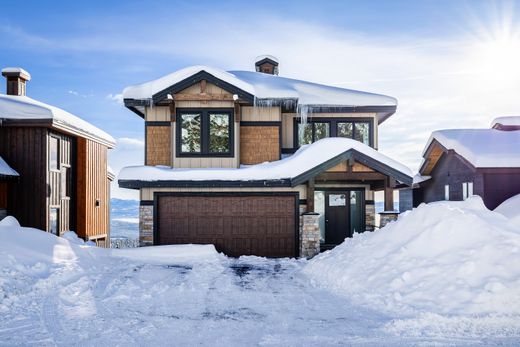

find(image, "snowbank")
[495,194,520,227]
[304,197,520,316]
[119,137,412,183]
[112,244,223,264]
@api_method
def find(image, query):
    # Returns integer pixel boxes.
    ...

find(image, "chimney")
[255,55,279,75]
[2,67,31,96]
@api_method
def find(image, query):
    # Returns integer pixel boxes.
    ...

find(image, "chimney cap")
[2,67,31,81]
[254,55,279,66]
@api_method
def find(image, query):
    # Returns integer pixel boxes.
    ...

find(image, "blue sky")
[1,0,520,199]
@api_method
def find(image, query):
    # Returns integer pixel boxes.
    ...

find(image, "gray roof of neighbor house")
[0,94,116,148]
[122,65,397,123]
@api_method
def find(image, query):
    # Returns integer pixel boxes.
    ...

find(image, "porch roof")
[119,138,413,189]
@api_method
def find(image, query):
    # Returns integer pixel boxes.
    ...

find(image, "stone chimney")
[2,67,31,96]
[255,55,279,75]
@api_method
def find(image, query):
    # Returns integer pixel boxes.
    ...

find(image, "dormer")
[255,55,279,75]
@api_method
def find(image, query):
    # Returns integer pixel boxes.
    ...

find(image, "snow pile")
[0,156,19,177]
[0,94,116,146]
[495,194,520,227]
[119,137,412,183]
[112,244,223,264]
[304,196,520,316]
[424,129,520,168]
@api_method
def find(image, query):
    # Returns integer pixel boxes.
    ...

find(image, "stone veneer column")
[365,201,376,231]
[300,212,321,259]
[379,211,400,228]
[139,204,154,246]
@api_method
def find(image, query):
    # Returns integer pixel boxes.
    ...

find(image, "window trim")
[176,108,234,158]
[293,117,374,148]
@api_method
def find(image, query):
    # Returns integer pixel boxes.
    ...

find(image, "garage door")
[156,194,297,257]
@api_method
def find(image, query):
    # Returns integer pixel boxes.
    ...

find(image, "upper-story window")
[49,136,60,171]
[295,118,373,147]
[176,109,234,157]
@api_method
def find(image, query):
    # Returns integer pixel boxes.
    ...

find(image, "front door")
[324,192,350,244]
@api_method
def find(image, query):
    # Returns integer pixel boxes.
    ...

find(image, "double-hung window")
[177,109,233,157]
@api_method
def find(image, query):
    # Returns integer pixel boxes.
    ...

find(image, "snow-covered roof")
[0,94,116,147]
[423,129,520,168]
[119,137,412,186]
[0,156,19,177]
[1,67,31,80]
[122,65,397,109]
[255,55,279,64]
[491,116,520,129]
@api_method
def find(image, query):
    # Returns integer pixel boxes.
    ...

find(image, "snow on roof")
[122,65,396,108]
[1,67,31,80]
[119,137,412,183]
[491,116,520,128]
[255,55,279,64]
[0,156,19,177]
[424,129,520,168]
[0,94,116,147]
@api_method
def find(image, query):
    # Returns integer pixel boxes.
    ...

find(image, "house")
[0,155,19,220]
[119,56,413,258]
[414,116,520,210]
[0,67,116,246]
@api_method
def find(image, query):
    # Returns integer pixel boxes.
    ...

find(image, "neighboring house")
[414,116,520,210]
[0,67,116,247]
[119,56,413,258]
[0,155,19,220]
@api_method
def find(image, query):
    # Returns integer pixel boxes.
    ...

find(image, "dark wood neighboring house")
[415,119,520,210]
[0,67,116,246]
[119,56,413,258]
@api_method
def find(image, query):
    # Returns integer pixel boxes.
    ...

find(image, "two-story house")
[0,67,115,247]
[119,56,413,258]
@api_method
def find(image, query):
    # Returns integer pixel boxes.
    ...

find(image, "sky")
[1,0,520,199]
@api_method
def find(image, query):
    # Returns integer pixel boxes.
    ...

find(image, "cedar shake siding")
[240,125,280,164]
[0,127,48,230]
[146,124,172,166]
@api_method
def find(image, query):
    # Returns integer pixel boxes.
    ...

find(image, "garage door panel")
[157,195,296,257]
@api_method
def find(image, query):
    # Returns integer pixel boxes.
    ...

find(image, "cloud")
[117,137,144,149]
[68,90,92,98]
[106,93,123,105]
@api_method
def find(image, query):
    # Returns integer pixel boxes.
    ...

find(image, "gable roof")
[122,65,397,122]
[0,94,116,148]
[118,137,413,189]
[0,155,19,178]
[420,129,520,173]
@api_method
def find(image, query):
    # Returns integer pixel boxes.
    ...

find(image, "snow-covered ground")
[2,197,520,346]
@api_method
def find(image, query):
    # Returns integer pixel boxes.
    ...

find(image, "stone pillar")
[379,211,399,228]
[139,204,154,246]
[365,201,376,231]
[300,212,321,259]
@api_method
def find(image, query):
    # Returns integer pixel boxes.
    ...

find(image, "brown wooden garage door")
[156,194,297,258]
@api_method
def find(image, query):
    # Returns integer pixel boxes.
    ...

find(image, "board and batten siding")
[76,137,110,244]
[0,127,48,230]
[281,112,379,149]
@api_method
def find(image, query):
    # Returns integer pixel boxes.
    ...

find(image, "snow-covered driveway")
[1,253,513,346]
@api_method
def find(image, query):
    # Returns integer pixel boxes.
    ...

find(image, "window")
[177,109,233,157]
[444,185,450,201]
[295,118,373,147]
[297,122,330,145]
[462,182,473,200]
[50,136,59,171]
[49,208,59,235]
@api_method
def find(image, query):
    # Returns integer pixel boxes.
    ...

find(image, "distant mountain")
[111,198,139,239]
